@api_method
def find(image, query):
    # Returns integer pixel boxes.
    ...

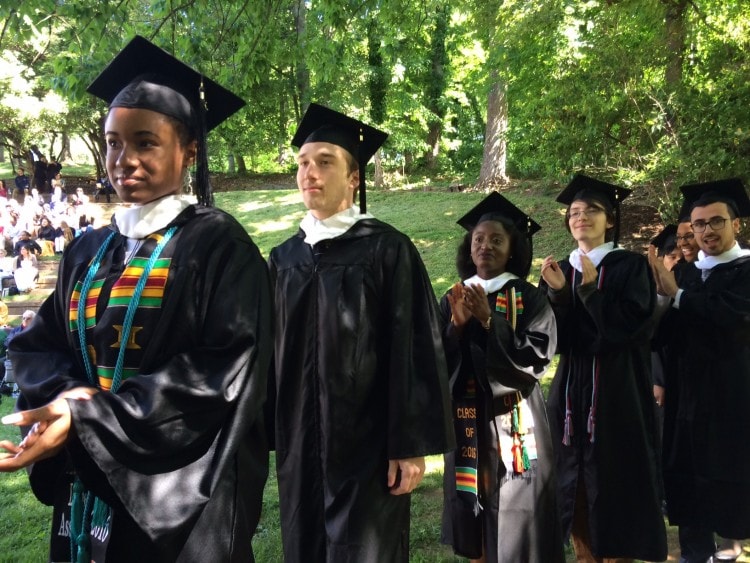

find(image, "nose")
[115,144,137,169]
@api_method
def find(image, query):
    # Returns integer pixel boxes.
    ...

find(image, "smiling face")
[104,107,196,205]
[691,201,739,256]
[470,220,512,279]
[296,141,359,220]
[567,199,613,251]
[675,220,700,262]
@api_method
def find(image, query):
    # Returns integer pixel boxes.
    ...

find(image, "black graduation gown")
[268,218,454,563]
[662,256,750,538]
[539,250,667,560]
[440,279,565,563]
[9,205,272,562]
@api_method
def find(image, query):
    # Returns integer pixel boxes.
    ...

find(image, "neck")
[577,237,606,253]
[476,268,503,280]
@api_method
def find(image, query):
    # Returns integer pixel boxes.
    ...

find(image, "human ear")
[184,140,198,168]
[349,168,360,191]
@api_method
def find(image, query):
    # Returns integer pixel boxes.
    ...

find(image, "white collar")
[113,194,195,239]
[300,206,373,246]
[568,241,621,273]
[694,241,750,270]
[463,272,519,294]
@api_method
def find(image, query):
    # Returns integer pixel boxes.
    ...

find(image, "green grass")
[217,187,575,298]
[0,399,52,562]
[0,161,96,180]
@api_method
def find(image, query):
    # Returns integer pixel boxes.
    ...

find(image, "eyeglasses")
[674,233,695,242]
[691,217,728,233]
[567,208,605,220]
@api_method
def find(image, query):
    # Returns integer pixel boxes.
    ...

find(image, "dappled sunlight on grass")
[425,454,445,475]
[250,214,304,234]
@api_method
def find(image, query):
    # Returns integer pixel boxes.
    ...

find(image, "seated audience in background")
[4,310,35,348]
[35,216,56,256]
[13,231,41,257]
[54,220,74,254]
[14,168,29,199]
[13,245,39,293]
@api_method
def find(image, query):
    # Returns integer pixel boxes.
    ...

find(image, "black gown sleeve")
[381,236,455,459]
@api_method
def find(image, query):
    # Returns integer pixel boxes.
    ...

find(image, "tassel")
[520,436,531,471]
[587,406,596,443]
[512,436,524,473]
[563,408,573,446]
[515,392,525,433]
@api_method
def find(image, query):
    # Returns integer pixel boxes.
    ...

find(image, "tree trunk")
[60,131,73,161]
[373,151,384,189]
[227,153,236,174]
[422,5,449,170]
[478,73,508,187]
[293,0,310,113]
[236,154,248,175]
[424,121,442,170]
[663,0,688,136]
[664,0,687,88]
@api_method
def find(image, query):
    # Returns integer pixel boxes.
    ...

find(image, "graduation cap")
[556,174,631,246]
[456,191,541,278]
[679,178,750,220]
[456,191,541,236]
[651,224,677,256]
[291,103,388,214]
[87,35,246,206]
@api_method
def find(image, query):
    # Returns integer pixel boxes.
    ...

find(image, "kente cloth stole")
[67,227,177,563]
[454,374,480,514]
[69,233,172,390]
[494,287,533,475]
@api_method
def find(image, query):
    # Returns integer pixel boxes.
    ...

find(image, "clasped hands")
[0,387,97,471]
[447,282,492,329]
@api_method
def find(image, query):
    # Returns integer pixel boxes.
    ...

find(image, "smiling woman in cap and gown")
[439,192,565,563]
[539,175,667,561]
[0,36,272,562]
[268,103,454,563]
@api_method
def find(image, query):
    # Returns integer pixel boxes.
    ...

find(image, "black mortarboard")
[679,178,750,219]
[87,35,246,206]
[456,191,541,236]
[555,174,631,208]
[651,224,677,256]
[556,174,631,246]
[457,191,541,278]
[291,103,388,213]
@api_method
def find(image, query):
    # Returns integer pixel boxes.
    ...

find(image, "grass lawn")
[0,186,747,561]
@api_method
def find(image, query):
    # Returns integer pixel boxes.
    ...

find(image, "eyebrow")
[105,130,158,137]
[298,147,338,160]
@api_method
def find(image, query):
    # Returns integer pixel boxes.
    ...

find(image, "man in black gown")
[650,178,750,563]
[269,103,454,562]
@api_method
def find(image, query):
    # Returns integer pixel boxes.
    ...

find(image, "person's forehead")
[676,220,693,233]
[569,199,604,209]
[297,141,349,160]
[691,201,731,219]
[472,220,509,236]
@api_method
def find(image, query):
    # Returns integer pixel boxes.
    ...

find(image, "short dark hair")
[691,193,738,220]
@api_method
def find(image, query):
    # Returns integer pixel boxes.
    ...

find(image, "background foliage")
[1,1,749,217]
